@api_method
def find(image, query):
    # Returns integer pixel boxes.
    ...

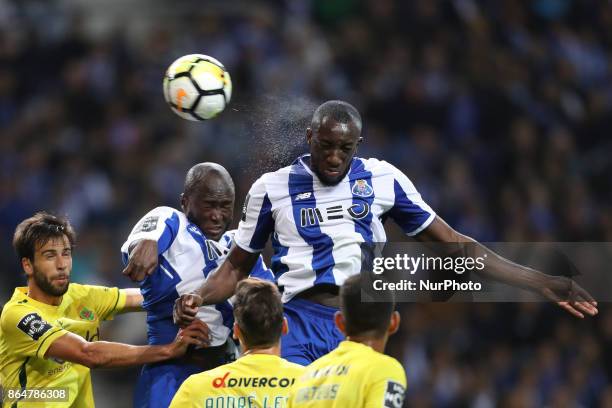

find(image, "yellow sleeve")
[364,359,407,408]
[0,305,69,359]
[169,376,195,408]
[80,285,128,321]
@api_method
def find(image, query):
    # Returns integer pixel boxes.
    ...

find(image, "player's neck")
[346,335,388,354]
[27,282,63,306]
[241,343,281,358]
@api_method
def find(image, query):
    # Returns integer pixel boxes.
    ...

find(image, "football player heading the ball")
[174,100,598,365]
[121,162,273,408]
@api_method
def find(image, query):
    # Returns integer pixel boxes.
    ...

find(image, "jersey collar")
[13,287,65,312]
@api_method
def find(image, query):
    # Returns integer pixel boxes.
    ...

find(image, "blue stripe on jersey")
[249,256,275,282]
[145,316,179,345]
[249,193,274,250]
[348,159,375,242]
[215,301,234,330]
[271,233,289,278]
[289,164,336,285]
[389,179,432,234]
[157,212,180,254]
[140,255,181,315]
[186,223,219,278]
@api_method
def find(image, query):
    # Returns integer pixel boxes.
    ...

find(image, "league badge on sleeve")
[352,179,373,197]
[132,216,159,234]
[17,313,53,341]
[383,380,406,408]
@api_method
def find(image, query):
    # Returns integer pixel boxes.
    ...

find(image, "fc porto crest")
[352,179,373,197]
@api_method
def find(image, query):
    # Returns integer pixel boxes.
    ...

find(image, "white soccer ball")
[163,54,232,121]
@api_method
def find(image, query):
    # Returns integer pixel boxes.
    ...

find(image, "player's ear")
[232,323,241,341]
[334,311,347,336]
[22,257,33,278]
[281,317,288,336]
[180,193,187,212]
[388,311,400,336]
[306,127,312,145]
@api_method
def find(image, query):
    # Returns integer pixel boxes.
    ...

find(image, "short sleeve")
[385,162,435,236]
[234,177,275,253]
[120,207,182,263]
[81,285,127,321]
[0,306,68,359]
[364,360,407,408]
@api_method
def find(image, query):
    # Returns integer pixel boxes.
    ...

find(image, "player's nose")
[56,256,68,270]
[209,208,221,221]
[326,150,343,168]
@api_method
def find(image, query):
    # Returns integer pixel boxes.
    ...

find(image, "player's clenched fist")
[170,319,211,357]
[173,293,203,327]
[122,239,158,282]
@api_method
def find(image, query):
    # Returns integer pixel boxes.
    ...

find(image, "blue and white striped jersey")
[121,206,273,347]
[235,155,435,302]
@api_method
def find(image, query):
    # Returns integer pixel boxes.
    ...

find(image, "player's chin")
[49,282,69,296]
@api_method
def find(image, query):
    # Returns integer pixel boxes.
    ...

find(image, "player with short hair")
[169,278,304,408]
[0,212,208,407]
[121,162,273,407]
[174,100,597,365]
[288,274,405,408]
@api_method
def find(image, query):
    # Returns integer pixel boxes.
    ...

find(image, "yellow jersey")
[288,341,406,408]
[0,284,127,407]
[170,353,305,408]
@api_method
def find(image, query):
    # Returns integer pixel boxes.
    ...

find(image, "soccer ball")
[163,54,232,121]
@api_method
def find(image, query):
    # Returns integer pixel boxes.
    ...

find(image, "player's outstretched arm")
[122,239,158,282]
[45,320,209,368]
[416,216,598,318]
[173,245,259,327]
[116,288,144,314]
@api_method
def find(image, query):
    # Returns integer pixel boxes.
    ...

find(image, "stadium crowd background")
[1,0,611,406]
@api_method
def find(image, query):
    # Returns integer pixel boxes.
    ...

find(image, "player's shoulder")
[367,352,406,381]
[65,283,117,302]
[1,293,42,330]
[248,166,293,196]
[355,156,399,174]
[279,357,307,375]
[143,206,185,220]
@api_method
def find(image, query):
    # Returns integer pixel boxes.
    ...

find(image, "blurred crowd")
[1,0,611,406]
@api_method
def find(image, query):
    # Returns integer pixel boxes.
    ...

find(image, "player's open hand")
[540,276,598,318]
[122,239,158,282]
[173,293,203,327]
[170,319,211,357]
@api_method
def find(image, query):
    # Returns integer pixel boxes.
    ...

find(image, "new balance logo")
[296,192,312,201]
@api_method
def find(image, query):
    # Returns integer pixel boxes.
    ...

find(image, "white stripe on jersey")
[235,155,435,302]
[122,207,271,346]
